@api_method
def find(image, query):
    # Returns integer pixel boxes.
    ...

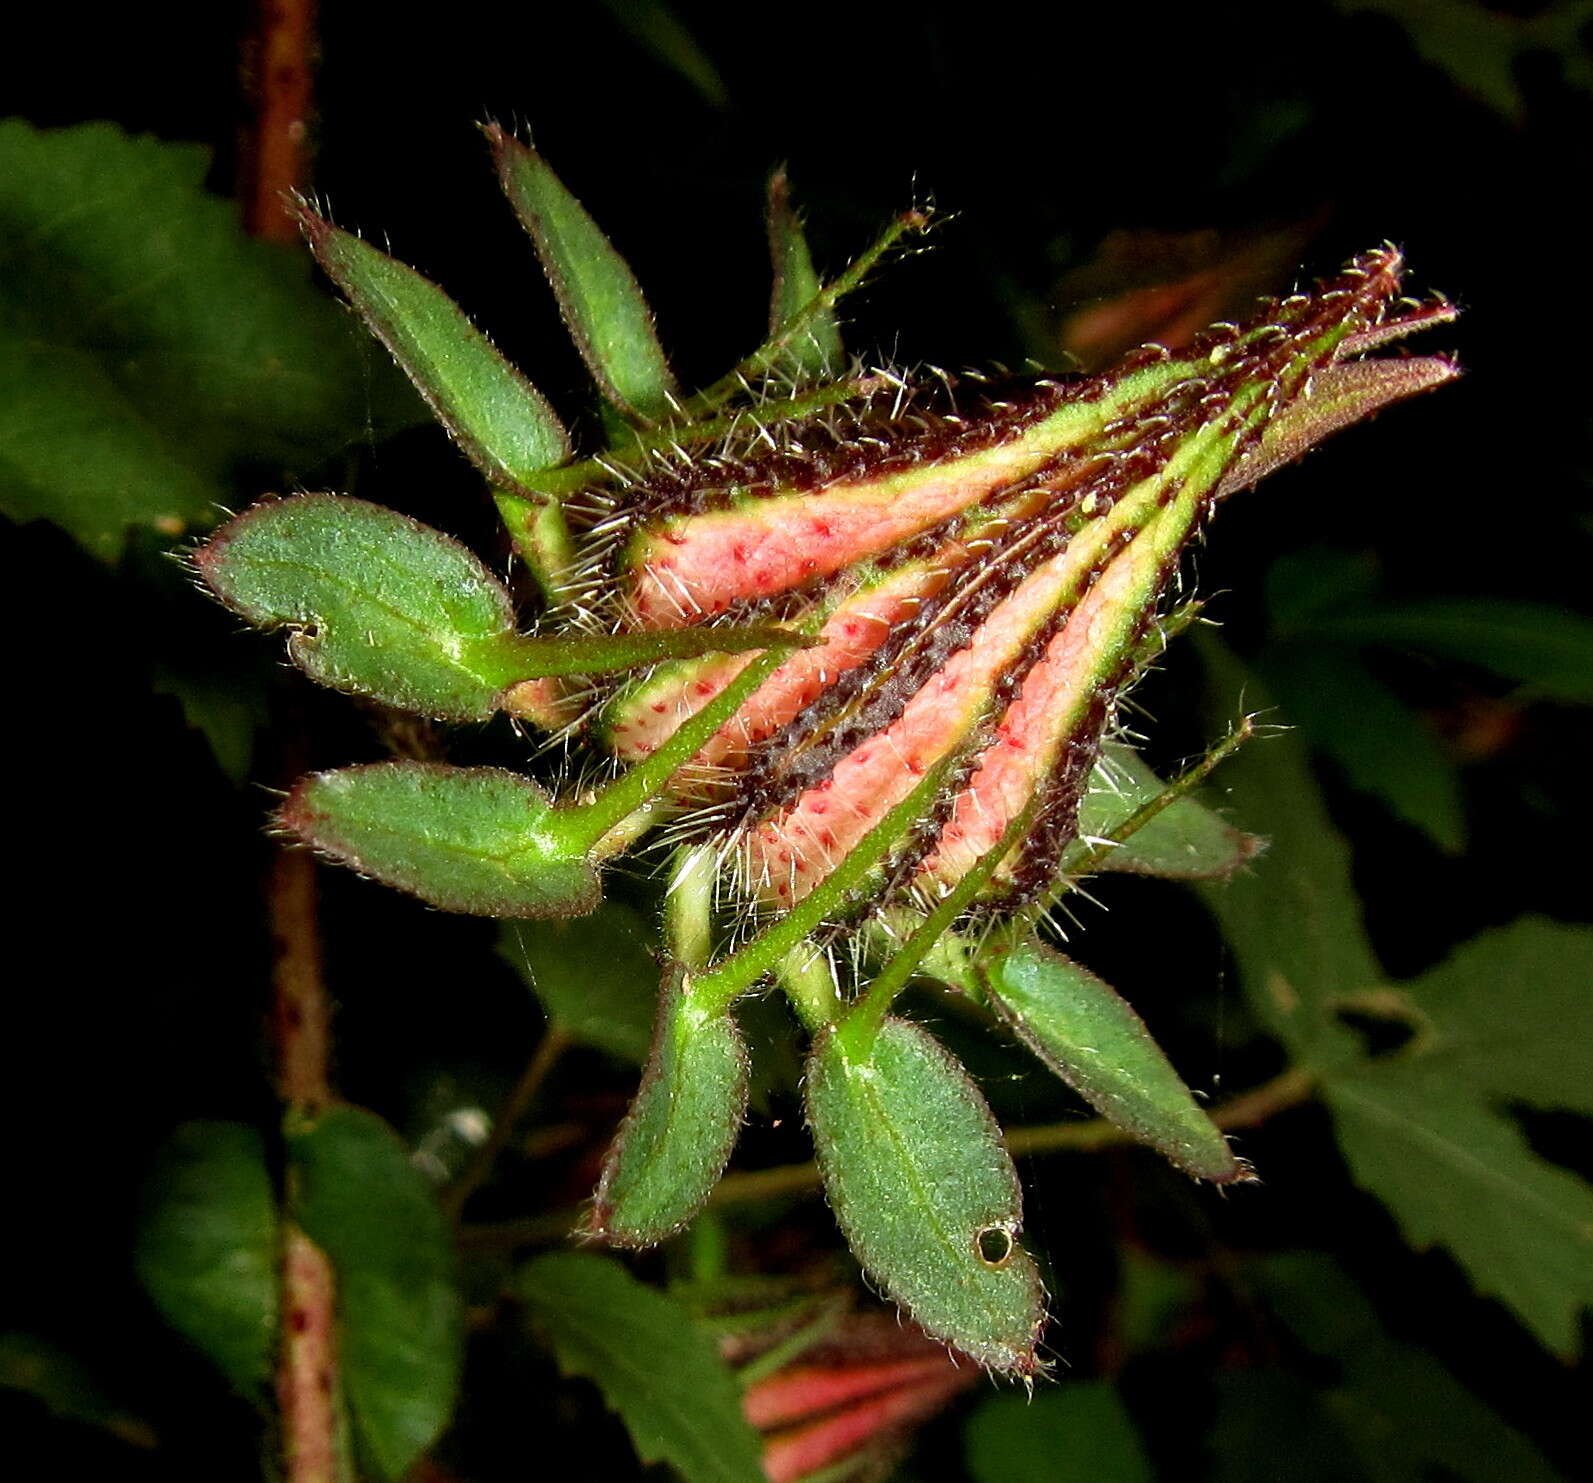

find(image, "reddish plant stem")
[276,1222,340,1483]
[268,840,342,1483]
[241,0,319,243]
[269,844,333,1111]
[240,3,339,1471]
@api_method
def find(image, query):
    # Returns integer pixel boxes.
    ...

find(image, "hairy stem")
[241,0,318,244]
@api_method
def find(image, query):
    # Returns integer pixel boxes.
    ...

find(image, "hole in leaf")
[976,1225,1014,1267]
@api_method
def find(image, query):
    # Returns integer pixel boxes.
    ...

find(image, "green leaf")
[1262,645,1464,853]
[965,1382,1153,1483]
[281,763,601,918]
[983,936,1243,1182]
[195,494,529,721]
[1079,740,1261,879]
[1312,598,1593,704]
[488,127,679,422]
[500,903,659,1062]
[197,495,810,720]
[134,1122,278,1400]
[295,205,570,489]
[805,1017,1045,1373]
[0,120,415,559]
[1195,637,1374,1064]
[288,1107,462,1482]
[588,967,750,1245]
[1201,640,1593,1353]
[1323,920,1593,1356]
[517,1252,765,1483]
[766,169,843,381]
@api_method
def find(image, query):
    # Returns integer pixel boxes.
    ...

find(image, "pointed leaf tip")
[766,168,844,381]
[488,127,679,422]
[280,762,601,918]
[293,202,571,488]
[984,937,1245,1184]
[587,967,750,1246]
[806,1018,1045,1373]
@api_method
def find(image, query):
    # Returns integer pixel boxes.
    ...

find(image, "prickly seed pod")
[193,139,1458,1377]
[592,249,1456,918]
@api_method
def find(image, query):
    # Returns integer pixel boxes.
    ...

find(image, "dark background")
[4,2,1589,1478]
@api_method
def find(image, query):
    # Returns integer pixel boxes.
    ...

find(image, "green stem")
[666,845,717,971]
[1057,714,1255,880]
[773,942,846,1033]
[682,209,931,418]
[840,797,1040,1054]
[693,753,957,1013]
[558,647,790,851]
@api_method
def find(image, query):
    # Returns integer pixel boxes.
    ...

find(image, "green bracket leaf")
[280,763,601,918]
[587,966,750,1246]
[982,936,1245,1183]
[1077,740,1261,880]
[805,1017,1045,1373]
[135,1122,279,1401]
[288,1107,463,1483]
[196,494,813,721]
[488,127,680,422]
[196,494,531,720]
[765,169,844,382]
[518,1252,766,1483]
[295,205,570,490]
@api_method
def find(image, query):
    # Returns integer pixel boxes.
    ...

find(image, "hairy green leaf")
[288,1107,462,1482]
[195,494,528,721]
[500,903,659,1062]
[965,1382,1152,1483]
[983,937,1243,1182]
[196,495,810,719]
[1079,740,1261,879]
[296,206,569,489]
[806,1017,1044,1372]
[280,763,601,918]
[135,1122,278,1400]
[489,128,679,421]
[588,968,749,1245]
[0,121,414,559]
[766,169,843,381]
[518,1252,765,1483]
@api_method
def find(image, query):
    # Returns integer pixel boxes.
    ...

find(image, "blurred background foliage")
[3,1,1590,1479]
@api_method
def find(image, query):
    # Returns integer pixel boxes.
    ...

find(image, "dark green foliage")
[0,122,416,559]
[134,1123,278,1401]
